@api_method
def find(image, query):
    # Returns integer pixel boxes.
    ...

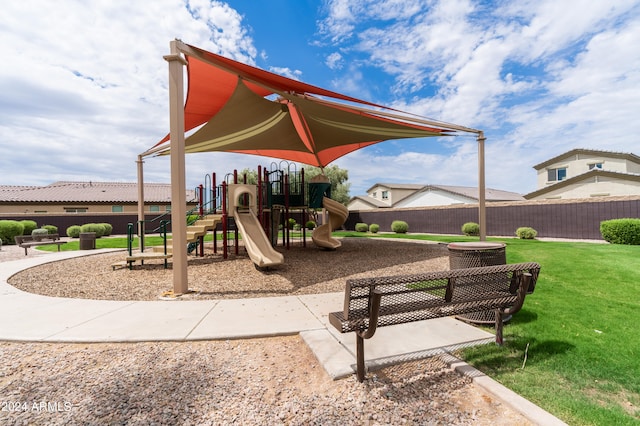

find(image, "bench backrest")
[15,234,61,244]
[342,262,540,328]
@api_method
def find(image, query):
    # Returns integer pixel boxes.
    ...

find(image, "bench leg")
[356,333,365,382]
[495,309,504,345]
[24,247,28,256]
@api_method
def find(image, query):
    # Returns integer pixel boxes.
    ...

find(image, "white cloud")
[268,67,303,80]
[325,52,344,70]
[0,0,259,188]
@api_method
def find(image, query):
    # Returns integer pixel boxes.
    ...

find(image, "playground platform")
[0,249,566,425]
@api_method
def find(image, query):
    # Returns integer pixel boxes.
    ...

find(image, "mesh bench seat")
[328,262,541,382]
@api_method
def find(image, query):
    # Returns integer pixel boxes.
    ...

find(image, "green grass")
[36,231,640,424]
[335,232,640,425]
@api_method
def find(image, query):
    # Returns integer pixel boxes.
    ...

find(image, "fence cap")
[447,242,505,251]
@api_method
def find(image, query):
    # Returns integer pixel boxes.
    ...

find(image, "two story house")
[348,183,524,210]
[524,149,640,200]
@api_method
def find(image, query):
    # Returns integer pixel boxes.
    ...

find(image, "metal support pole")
[477,132,487,241]
[164,41,189,295]
[136,155,145,252]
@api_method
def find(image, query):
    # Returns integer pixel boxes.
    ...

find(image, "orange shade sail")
[146,42,477,167]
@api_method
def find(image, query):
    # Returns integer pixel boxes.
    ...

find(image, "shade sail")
[146,41,477,167]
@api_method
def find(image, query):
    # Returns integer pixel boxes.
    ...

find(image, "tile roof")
[0,181,196,203]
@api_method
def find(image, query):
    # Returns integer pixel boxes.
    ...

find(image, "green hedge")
[369,224,380,234]
[355,223,369,232]
[0,220,25,245]
[391,220,409,234]
[461,222,479,236]
[19,220,38,235]
[42,225,58,234]
[66,225,82,238]
[305,221,316,230]
[516,227,538,239]
[600,218,640,245]
[99,223,113,236]
[81,223,106,238]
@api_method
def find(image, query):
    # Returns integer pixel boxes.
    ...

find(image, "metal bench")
[14,234,66,255]
[329,262,541,382]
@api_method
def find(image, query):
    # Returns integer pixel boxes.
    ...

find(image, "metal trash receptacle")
[447,242,508,324]
[79,232,96,250]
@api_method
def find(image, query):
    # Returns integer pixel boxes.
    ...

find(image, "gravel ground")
[0,239,534,425]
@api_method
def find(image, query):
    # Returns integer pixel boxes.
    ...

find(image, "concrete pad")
[46,300,218,342]
[306,316,495,380]
[188,295,324,339]
[300,329,355,379]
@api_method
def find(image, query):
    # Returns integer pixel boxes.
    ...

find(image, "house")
[348,183,524,210]
[0,181,197,214]
[524,149,640,200]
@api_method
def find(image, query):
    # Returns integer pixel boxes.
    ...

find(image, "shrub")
[369,224,380,234]
[461,222,480,236]
[287,218,297,229]
[0,220,25,245]
[305,220,316,230]
[391,220,409,234]
[31,228,49,237]
[66,225,82,238]
[42,225,58,234]
[355,222,369,232]
[600,218,640,245]
[19,220,38,235]
[516,227,538,239]
[99,223,113,236]
[81,223,106,238]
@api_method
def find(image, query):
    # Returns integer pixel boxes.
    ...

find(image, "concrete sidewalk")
[0,249,566,425]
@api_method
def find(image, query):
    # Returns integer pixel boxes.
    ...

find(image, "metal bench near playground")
[14,233,67,255]
[329,261,541,382]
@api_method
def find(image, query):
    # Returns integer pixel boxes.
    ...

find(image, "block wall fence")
[2,196,639,240]
[345,196,640,240]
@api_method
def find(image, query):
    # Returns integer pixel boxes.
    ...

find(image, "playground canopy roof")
[144,42,481,167]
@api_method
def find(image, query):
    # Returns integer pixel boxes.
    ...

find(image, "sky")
[1,0,639,197]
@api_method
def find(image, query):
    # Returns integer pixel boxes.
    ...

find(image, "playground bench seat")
[14,234,66,255]
[328,262,541,382]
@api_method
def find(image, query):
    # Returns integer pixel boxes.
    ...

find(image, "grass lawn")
[39,231,639,424]
[336,231,639,425]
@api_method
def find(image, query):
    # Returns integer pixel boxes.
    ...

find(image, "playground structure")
[120,163,347,270]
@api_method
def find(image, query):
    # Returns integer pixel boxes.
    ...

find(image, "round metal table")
[447,242,509,324]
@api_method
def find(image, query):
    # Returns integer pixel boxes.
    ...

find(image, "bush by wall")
[31,228,49,237]
[19,220,38,235]
[516,227,538,239]
[306,220,316,230]
[42,225,58,234]
[99,223,113,236]
[355,222,369,232]
[66,225,82,238]
[369,223,380,233]
[287,218,297,230]
[81,223,106,238]
[0,220,25,245]
[391,220,409,234]
[600,218,640,245]
[461,222,479,236]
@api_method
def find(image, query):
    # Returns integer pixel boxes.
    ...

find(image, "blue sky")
[1,0,639,196]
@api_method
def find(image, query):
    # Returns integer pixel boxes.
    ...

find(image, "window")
[65,208,87,213]
[547,167,567,182]
[149,205,160,212]
[371,192,377,198]
[589,163,603,170]
[112,205,124,213]
[381,190,389,200]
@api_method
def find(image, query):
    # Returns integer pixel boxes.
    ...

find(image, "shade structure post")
[164,41,189,295]
[477,132,487,241]
[136,155,145,252]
